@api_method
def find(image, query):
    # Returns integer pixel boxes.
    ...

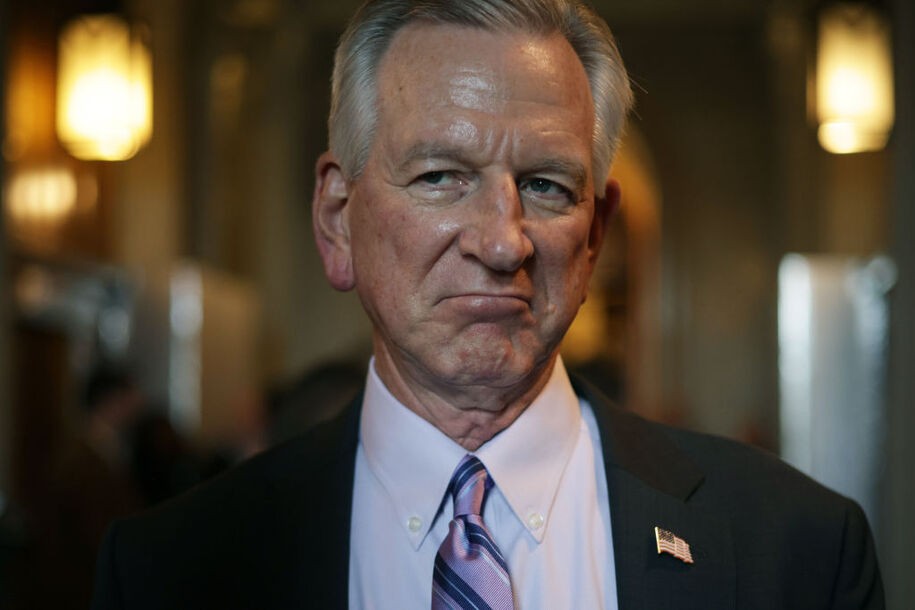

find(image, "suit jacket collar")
[572,376,736,610]
[302,391,362,606]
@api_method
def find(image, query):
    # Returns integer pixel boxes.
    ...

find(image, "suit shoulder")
[656,422,882,606]
[93,406,360,607]
[654,421,861,528]
[576,376,861,522]
[112,403,358,549]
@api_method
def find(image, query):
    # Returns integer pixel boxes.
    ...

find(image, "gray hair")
[328,0,634,190]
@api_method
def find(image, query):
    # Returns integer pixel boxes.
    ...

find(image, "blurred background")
[0,0,912,607]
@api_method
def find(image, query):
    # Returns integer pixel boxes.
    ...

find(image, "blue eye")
[521,177,571,199]
[528,178,557,193]
[420,171,446,184]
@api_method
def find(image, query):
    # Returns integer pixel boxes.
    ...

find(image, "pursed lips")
[438,290,531,302]
[437,292,533,318]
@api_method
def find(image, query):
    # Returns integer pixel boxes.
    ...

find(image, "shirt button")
[407,516,422,532]
[527,512,544,530]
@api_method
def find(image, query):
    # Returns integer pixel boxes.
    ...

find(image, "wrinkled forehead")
[370,22,599,185]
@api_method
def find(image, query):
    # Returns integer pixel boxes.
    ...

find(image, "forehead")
[372,23,594,163]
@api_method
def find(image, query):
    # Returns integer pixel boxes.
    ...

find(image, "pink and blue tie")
[432,455,514,610]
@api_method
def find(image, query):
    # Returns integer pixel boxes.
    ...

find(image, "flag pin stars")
[655,526,694,564]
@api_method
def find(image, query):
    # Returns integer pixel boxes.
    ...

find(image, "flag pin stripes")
[654,526,694,564]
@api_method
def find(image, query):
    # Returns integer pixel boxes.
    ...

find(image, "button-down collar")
[359,356,582,549]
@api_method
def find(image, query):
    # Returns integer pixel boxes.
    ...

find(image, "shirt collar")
[359,356,581,549]
[360,359,466,550]
[475,357,581,543]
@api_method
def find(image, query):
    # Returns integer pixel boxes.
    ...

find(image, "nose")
[458,176,534,272]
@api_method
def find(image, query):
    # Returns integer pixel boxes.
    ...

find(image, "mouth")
[439,293,532,319]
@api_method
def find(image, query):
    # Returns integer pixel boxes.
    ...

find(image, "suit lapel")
[573,377,736,610]
[287,393,362,607]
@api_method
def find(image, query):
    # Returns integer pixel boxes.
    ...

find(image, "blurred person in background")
[267,360,366,447]
[32,364,144,608]
[130,410,215,507]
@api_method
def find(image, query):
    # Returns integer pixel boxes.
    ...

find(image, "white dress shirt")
[348,357,618,610]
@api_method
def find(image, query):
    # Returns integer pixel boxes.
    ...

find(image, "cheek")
[349,206,397,294]
[367,205,460,271]
[351,205,431,298]
[539,241,595,321]
[538,220,593,280]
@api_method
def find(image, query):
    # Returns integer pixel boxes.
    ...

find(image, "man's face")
[316,24,613,398]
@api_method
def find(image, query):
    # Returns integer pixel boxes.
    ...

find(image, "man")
[92,1,884,608]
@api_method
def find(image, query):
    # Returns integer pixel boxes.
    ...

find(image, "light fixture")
[4,165,78,225]
[56,14,152,161]
[815,2,894,154]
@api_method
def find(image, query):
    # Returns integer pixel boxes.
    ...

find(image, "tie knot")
[448,455,491,517]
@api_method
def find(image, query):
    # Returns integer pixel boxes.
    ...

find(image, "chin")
[435,346,541,390]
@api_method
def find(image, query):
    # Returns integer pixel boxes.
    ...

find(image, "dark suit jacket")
[91,378,884,609]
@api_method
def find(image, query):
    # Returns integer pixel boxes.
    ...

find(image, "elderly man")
[92,1,883,608]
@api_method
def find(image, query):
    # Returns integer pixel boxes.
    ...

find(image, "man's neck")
[371,343,557,451]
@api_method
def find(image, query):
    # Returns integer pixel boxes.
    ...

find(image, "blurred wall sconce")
[56,14,152,161]
[3,163,99,252]
[815,1,894,154]
[5,166,78,226]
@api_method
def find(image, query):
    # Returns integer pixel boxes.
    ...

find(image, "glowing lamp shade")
[816,3,894,154]
[5,166,78,224]
[56,15,152,161]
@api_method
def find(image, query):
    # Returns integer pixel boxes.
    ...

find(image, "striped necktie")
[432,455,514,610]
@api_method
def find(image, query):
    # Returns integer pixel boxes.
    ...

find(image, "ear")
[587,178,620,264]
[312,151,356,291]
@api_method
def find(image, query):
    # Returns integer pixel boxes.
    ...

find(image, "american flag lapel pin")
[654,526,694,564]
